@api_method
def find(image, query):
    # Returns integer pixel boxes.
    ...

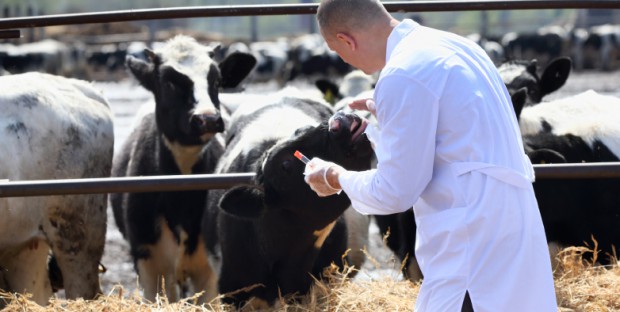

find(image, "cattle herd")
[1,19,620,310]
[1,20,620,83]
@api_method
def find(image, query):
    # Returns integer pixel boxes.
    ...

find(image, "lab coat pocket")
[415,207,468,278]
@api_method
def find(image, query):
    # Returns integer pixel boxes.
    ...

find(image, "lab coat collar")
[386,19,419,64]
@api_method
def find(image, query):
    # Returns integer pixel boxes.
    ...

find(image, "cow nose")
[329,111,351,134]
[329,115,343,134]
[191,114,224,133]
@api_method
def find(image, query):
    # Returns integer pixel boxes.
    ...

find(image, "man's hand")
[304,157,345,197]
[348,98,376,117]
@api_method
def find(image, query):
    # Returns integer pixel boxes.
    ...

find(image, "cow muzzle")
[329,112,368,143]
[190,113,224,134]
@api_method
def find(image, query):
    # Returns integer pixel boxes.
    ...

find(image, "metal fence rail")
[1,0,620,30]
[0,173,255,198]
[1,163,620,198]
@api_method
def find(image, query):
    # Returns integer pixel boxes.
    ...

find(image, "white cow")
[0,72,114,305]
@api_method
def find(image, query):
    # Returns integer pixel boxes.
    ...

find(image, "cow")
[315,69,375,105]
[283,33,352,83]
[501,25,570,68]
[201,97,373,308]
[0,72,114,305]
[466,32,506,66]
[515,90,620,269]
[248,39,289,84]
[581,24,620,71]
[498,56,572,114]
[0,39,73,76]
[109,35,256,304]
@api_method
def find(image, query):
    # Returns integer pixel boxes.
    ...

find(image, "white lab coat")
[338,20,557,311]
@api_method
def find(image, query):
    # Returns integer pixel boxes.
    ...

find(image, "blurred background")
[2,1,620,82]
[3,0,620,41]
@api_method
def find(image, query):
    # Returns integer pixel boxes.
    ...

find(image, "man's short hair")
[317,0,389,35]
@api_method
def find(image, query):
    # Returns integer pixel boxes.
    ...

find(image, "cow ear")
[511,87,527,120]
[125,50,158,92]
[219,185,265,219]
[218,52,257,89]
[528,148,567,164]
[539,57,571,97]
[526,59,538,76]
[315,79,340,105]
[209,43,222,58]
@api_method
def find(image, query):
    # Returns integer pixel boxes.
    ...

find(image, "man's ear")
[336,32,357,51]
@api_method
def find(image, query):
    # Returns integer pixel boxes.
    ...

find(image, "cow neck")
[162,135,203,175]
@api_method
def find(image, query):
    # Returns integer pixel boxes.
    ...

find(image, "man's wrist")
[325,165,343,190]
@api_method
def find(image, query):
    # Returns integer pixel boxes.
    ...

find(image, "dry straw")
[1,246,618,311]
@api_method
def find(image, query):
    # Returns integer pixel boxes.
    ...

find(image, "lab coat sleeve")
[339,73,439,215]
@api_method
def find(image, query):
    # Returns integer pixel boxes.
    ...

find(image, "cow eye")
[282,159,292,172]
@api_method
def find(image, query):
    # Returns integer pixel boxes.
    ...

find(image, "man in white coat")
[304,0,558,311]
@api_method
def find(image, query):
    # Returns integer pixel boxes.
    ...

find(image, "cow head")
[499,56,572,109]
[219,111,373,222]
[125,35,256,146]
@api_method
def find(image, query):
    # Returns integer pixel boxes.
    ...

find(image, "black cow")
[201,98,373,308]
[516,90,620,268]
[110,35,255,303]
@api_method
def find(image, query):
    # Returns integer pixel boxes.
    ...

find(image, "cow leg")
[406,256,423,281]
[2,239,52,305]
[179,236,218,304]
[548,241,564,274]
[44,196,106,300]
[136,219,180,303]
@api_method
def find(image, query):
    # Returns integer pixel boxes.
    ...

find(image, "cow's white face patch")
[159,36,218,116]
[162,136,206,174]
[520,90,620,157]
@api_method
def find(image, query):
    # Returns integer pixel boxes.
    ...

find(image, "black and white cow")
[315,69,375,105]
[201,97,373,308]
[501,25,570,68]
[516,90,620,267]
[582,24,620,71]
[0,72,114,305]
[498,56,572,112]
[248,39,290,84]
[283,33,352,83]
[109,35,256,303]
[0,39,73,76]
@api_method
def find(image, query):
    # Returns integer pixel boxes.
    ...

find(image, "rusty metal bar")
[0,29,20,39]
[0,1,619,30]
[1,163,620,198]
[533,162,620,180]
[0,173,254,198]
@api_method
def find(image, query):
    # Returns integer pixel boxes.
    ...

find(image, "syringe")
[294,150,310,164]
